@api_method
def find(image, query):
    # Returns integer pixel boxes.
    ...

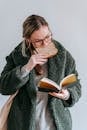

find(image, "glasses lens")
[45,34,52,42]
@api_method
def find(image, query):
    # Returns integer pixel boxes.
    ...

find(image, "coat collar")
[13,40,66,88]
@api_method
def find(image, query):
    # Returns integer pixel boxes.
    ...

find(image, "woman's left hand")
[49,89,70,100]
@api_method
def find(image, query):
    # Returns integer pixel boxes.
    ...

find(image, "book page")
[40,77,61,90]
[60,74,77,87]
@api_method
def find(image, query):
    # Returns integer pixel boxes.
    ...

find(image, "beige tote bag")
[0,91,18,130]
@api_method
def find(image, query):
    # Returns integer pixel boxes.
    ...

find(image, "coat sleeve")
[62,51,81,107]
[0,52,29,95]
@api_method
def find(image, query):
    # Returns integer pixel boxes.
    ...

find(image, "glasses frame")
[30,33,52,48]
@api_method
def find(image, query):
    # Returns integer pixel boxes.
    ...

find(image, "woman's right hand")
[24,54,48,71]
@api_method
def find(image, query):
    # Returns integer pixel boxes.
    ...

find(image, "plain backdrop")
[0,0,87,130]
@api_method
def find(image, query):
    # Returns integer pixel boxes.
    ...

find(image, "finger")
[49,92,63,96]
[36,61,47,65]
[49,92,59,97]
[49,92,65,99]
[36,58,48,64]
[34,54,48,59]
[49,90,70,100]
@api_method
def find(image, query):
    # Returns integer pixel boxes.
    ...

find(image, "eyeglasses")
[30,33,52,48]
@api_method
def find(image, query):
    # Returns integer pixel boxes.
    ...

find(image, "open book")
[38,74,77,93]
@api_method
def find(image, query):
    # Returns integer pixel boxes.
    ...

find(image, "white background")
[0,0,87,130]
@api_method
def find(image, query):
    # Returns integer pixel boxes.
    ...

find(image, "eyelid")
[45,34,51,39]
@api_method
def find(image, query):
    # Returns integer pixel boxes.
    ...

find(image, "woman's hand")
[49,89,70,100]
[24,54,48,71]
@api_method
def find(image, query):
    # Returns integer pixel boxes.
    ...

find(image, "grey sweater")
[34,63,56,130]
[18,62,56,130]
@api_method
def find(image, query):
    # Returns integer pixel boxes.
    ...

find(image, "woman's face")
[27,26,52,48]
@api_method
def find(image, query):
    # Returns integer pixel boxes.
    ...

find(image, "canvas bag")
[0,91,18,130]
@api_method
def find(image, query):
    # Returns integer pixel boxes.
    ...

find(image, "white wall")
[0,0,87,130]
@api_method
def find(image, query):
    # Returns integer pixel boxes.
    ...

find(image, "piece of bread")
[36,42,58,58]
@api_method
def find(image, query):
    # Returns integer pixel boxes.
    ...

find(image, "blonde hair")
[22,14,48,38]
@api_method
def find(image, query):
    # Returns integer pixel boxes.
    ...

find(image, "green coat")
[0,40,81,130]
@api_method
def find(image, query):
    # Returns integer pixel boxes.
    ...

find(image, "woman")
[0,14,81,130]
